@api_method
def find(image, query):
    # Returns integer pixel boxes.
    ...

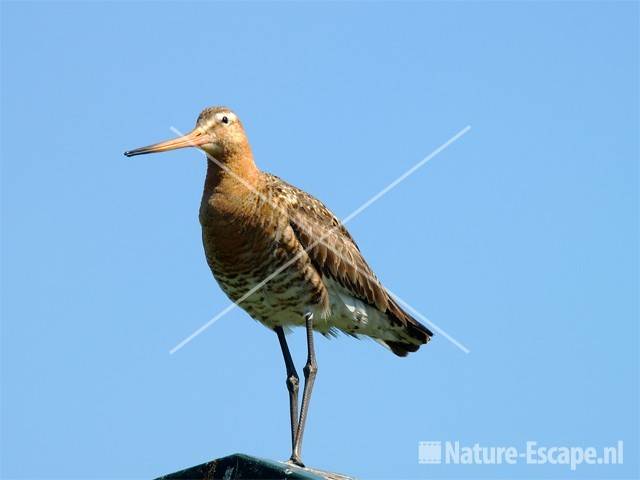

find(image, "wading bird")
[124,107,433,467]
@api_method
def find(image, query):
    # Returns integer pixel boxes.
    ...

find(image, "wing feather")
[264,174,433,354]
[267,174,396,321]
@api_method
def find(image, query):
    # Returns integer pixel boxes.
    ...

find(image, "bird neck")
[202,147,261,210]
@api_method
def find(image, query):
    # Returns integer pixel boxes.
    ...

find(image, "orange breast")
[199,190,328,328]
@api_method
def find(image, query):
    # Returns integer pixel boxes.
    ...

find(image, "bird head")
[124,106,248,160]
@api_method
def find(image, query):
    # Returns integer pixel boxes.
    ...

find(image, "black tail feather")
[385,297,434,357]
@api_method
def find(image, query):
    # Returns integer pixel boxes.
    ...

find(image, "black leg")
[275,326,299,454]
[290,313,317,467]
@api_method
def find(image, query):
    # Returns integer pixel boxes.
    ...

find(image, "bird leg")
[275,326,299,454]
[290,312,318,467]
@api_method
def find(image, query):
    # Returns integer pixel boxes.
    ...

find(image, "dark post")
[155,453,354,480]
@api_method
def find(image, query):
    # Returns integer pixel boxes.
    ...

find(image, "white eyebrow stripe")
[214,111,236,123]
[200,112,237,131]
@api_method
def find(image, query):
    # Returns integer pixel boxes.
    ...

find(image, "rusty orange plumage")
[125,106,433,467]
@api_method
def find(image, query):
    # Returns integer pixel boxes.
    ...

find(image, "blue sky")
[1,1,638,478]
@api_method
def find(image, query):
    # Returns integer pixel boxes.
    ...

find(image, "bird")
[124,106,433,467]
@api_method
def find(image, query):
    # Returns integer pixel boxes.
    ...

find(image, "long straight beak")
[124,129,211,157]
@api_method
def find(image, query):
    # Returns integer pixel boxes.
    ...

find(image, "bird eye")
[221,116,229,124]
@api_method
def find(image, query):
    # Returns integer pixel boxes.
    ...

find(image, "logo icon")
[419,441,442,464]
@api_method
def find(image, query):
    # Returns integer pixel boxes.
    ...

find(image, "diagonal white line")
[341,126,471,224]
[169,126,470,353]
[168,125,471,354]
[387,289,470,354]
[170,304,237,355]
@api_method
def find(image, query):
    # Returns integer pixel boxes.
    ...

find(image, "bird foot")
[287,456,305,468]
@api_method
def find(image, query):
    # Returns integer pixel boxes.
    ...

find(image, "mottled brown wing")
[264,174,432,344]
[269,175,433,354]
